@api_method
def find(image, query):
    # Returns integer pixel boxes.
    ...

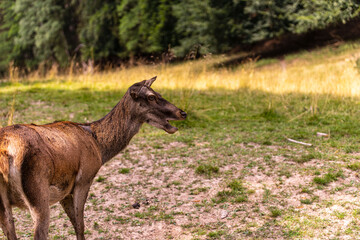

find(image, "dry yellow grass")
[5,45,360,98]
[64,52,360,98]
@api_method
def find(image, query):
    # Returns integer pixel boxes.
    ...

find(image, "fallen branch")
[286,137,312,147]
[316,132,329,138]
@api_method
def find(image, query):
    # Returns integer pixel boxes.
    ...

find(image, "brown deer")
[0,76,186,240]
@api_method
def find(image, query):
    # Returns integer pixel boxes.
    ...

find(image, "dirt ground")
[2,139,360,240]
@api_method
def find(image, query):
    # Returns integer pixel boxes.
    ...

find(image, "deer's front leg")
[60,195,76,232]
[61,183,91,240]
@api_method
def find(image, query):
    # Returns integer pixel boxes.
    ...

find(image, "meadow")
[2,42,360,239]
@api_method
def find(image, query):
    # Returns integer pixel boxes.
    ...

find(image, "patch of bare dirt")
[2,141,360,239]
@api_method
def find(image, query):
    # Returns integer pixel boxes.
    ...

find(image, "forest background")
[1,0,360,75]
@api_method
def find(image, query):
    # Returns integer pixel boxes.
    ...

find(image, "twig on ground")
[316,132,329,138]
[285,137,312,147]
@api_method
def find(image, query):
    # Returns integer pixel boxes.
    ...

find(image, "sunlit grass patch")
[195,164,219,176]
[269,206,282,218]
[313,170,344,186]
[347,162,360,171]
[293,153,317,164]
[213,179,248,204]
[281,212,332,238]
[2,41,360,97]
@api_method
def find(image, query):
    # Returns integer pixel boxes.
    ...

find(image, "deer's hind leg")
[21,158,50,240]
[22,178,50,240]
[0,177,17,240]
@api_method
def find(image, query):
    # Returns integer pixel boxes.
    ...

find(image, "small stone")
[220,210,228,219]
[132,202,140,209]
[143,198,150,205]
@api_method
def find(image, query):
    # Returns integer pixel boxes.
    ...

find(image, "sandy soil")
[2,141,360,239]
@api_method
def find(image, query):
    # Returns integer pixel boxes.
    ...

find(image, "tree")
[209,0,247,52]
[0,0,21,74]
[79,0,122,63]
[242,0,296,43]
[1,0,360,73]
[14,0,80,69]
[117,0,178,58]
[289,0,360,34]
[173,0,213,58]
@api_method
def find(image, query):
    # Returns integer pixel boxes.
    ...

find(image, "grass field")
[2,42,360,239]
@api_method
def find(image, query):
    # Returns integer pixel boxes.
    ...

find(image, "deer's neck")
[89,93,142,164]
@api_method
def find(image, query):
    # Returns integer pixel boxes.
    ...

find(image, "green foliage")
[14,0,79,69]
[0,0,21,73]
[79,0,121,61]
[173,0,246,57]
[242,0,297,42]
[290,0,360,34]
[1,0,360,73]
[173,0,213,58]
[117,0,178,56]
[209,0,246,52]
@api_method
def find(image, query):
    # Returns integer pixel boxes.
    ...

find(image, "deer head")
[129,76,187,134]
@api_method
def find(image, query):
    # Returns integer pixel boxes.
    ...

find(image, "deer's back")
[0,121,102,207]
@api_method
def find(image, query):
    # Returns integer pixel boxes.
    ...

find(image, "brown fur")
[0,77,186,239]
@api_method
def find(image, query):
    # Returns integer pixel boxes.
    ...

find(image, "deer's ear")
[144,76,157,87]
[130,88,138,99]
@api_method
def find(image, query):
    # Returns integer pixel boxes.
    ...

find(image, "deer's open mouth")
[146,119,178,134]
[164,120,178,134]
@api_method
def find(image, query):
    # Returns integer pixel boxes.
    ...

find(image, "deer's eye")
[147,95,156,101]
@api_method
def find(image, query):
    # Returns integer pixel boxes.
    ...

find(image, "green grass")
[3,41,360,239]
[313,170,344,186]
[4,80,360,158]
[195,164,219,176]
[2,79,360,238]
[95,176,106,183]
[347,162,360,171]
[207,230,226,239]
[269,206,282,218]
[118,168,130,174]
[214,179,248,203]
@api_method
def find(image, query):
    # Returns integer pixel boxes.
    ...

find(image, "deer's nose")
[180,111,187,119]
